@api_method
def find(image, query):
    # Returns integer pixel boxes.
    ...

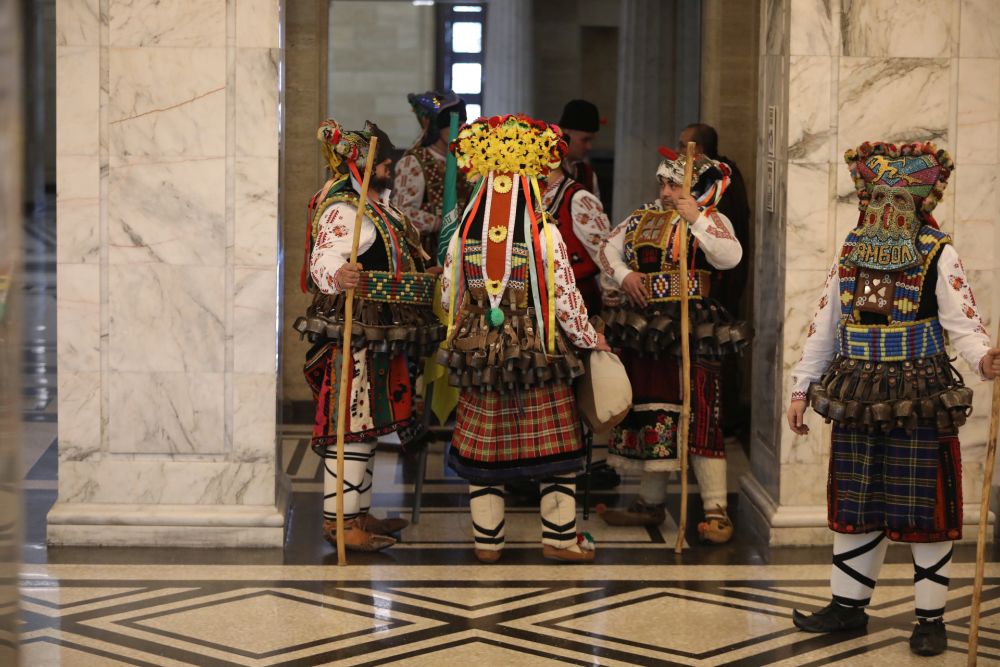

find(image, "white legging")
[637,456,727,510]
[469,477,579,551]
[322,441,376,521]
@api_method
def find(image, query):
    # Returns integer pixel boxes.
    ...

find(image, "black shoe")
[909,618,947,656]
[792,602,868,633]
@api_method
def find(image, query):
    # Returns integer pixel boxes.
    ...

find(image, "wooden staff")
[674,141,696,554]
[968,325,1000,665]
[333,136,378,565]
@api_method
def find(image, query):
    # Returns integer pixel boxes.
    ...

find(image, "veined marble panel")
[57,264,101,372]
[234,157,279,266]
[764,0,788,56]
[59,460,278,506]
[785,163,833,269]
[56,155,100,264]
[778,461,828,507]
[837,57,950,149]
[57,371,102,463]
[56,0,99,47]
[107,264,225,373]
[232,373,277,464]
[235,48,280,158]
[108,0,226,48]
[108,371,225,455]
[108,48,226,165]
[789,0,834,56]
[959,0,1000,58]
[841,0,955,58]
[954,219,996,271]
[108,159,226,265]
[56,47,99,156]
[956,57,1000,165]
[780,267,829,391]
[236,0,281,48]
[787,56,832,163]
[954,165,997,224]
[234,267,278,374]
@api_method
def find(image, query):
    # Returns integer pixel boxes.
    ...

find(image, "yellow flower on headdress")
[449,114,568,179]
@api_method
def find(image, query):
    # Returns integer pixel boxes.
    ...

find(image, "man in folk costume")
[393,91,474,266]
[597,147,749,544]
[558,99,604,198]
[295,119,443,552]
[788,141,1000,656]
[439,114,611,563]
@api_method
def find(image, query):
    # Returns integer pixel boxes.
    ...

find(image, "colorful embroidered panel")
[623,207,699,273]
[645,269,712,302]
[356,271,436,305]
[838,225,950,323]
[462,240,529,294]
[836,318,946,361]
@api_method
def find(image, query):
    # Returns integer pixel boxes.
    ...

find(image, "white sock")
[638,470,670,506]
[830,531,888,608]
[692,455,727,512]
[322,441,376,521]
[358,454,375,516]
[469,485,505,551]
[912,541,952,621]
[540,477,578,549]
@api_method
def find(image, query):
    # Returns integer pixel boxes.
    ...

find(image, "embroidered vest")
[546,178,600,281]
[623,206,711,302]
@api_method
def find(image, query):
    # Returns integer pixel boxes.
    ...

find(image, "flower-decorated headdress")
[844,141,953,226]
[316,118,395,176]
[451,114,567,178]
[407,90,466,148]
[656,146,731,210]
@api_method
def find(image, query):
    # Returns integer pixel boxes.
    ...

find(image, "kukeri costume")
[790,142,992,656]
[598,148,749,543]
[439,114,601,563]
[393,91,474,265]
[294,119,442,552]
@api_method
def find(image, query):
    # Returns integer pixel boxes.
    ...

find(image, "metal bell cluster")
[601,298,751,359]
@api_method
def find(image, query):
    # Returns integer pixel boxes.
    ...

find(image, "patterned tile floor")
[17,202,1000,664]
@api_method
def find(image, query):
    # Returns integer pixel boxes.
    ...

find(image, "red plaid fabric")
[452,385,582,463]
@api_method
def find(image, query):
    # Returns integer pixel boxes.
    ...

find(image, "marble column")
[610,0,700,223]
[483,0,533,116]
[741,0,1000,546]
[0,1,22,659]
[49,0,289,547]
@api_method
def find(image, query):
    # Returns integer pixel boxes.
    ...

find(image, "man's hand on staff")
[621,271,649,308]
[786,399,809,435]
[981,347,1000,380]
[335,262,363,290]
[675,193,701,223]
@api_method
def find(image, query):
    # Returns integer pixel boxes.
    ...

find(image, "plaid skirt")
[304,341,416,454]
[449,384,584,484]
[608,351,724,473]
[828,425,962,543]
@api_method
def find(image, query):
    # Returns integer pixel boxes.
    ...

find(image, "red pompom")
[658,145,679,160]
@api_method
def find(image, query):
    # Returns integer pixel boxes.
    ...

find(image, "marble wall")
[743,0,1000,545]
[51,0,289,547]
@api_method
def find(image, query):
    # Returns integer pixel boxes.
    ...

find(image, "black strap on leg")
[915,606,945,620]
[832,533,885,590]
[832,593,871,608]
[472,519,506,545]
[540,483,575,498]
[541,516,577,542]
[470,486,504,500]
[913,545,953,587]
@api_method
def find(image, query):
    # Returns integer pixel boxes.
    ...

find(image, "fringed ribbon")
[448,177,487,339]
[528,175,557,354]
[521,175,547,352]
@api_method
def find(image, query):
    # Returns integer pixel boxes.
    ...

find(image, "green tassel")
[487,307,505,328]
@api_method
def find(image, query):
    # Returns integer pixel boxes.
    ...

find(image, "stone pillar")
[0,1,22,660]
[741,0,1000,545]
[49,0,289,547]
[282,0,329,411]
[483,0,533,116]
[610,0,700,223]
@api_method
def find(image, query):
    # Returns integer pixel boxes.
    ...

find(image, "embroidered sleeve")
[570,190,620,305]
[599,219,634,288]
[936,244,992,377]
[543,226,598,348]
[391,155,439,234]
[789,260,841,397]
[309,202,377,295]
[689,210,742,269]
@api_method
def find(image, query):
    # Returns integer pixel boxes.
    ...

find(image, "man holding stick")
[295,119,442,552]
[787,141,1000,656]
[596,146,748,544]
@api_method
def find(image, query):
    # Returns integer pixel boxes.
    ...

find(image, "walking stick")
[968,325,1000,665]
[333,136,379,566]
[674,141,696,554]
